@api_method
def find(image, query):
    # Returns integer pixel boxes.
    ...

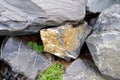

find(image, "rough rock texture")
[94,4,120,32]
[40,22,91,59]
[86,31,120,80]
[86,4,120,80]
[0,0,86,35]
[0,37,51,80]
[63,59,106,80]
[87,0,120,13]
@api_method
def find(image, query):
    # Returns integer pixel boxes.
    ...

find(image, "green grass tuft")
[28,41,44,53]
[38,62,64,80]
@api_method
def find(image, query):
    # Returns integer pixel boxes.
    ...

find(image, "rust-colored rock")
[40,22,91,59]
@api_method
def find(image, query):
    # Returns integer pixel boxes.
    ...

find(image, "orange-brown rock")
[40,22,91,59]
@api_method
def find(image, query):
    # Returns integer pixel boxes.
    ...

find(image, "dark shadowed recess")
[0,36,6,47]
[84,12,100,25]
[79,43,101,72]
[79,43,94,63]
[18,33,43,45]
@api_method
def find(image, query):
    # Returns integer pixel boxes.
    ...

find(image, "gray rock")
[0,0,86,35]
[63,59,106,80]
[94,4,120,32]
[86,31,120,80]
[0,37,51,80]
[0,25,44,36]
[87,0,120,13]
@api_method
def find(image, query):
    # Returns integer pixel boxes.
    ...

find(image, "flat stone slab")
[0,0,86,35]
[1,37,51,80]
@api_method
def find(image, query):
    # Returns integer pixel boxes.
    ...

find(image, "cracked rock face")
[86,31,120,80]
[87,0,120,13]
[63,59,106,80]
[0,0,86,35]
[40,22,91,59]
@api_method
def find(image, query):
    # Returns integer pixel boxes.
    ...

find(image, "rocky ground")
[0,0,120,80]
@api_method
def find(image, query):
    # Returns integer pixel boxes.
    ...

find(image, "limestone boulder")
[86,31,120,80]
[86,4,120,80]
[94,4,120,32]
[0,0,86,35]
[40,22,91,59]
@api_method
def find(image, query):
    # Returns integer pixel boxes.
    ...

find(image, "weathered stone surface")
[0,37,51,80]
[40,22,91,59]
[86,31,120,80]
[94,4,120,32]
[87,0,120,13]
[0,24,43,36]
[0,0,86,35]
[87,4,120,80]
[63,59,106,80]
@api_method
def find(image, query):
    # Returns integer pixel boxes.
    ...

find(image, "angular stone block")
[1,37,51,80]
[40,22,91,59]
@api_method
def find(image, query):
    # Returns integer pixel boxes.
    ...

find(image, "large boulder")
[87,0,120,13]
[86,31,120,80]
[0,37,51,80]
[86,4,120,80]
[94,4,120,32]
[40,22,91,59]
[0,0,86,35]
[63,59,106,80]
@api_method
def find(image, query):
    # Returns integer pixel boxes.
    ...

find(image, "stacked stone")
[0,0,120,80]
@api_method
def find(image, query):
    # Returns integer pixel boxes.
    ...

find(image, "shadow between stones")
[79,43,94,62]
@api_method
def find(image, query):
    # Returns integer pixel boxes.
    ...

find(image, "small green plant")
[28,41,33,47]
[38,62,64,80]
[28,41,44,53]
